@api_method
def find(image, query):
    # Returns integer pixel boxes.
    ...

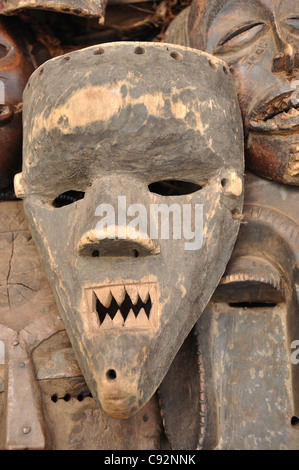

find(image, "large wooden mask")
[15,42,244,418]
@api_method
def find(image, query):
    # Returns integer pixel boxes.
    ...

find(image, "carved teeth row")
[85,283,157,330]
[100,307,150,329]
[94,284,150,308]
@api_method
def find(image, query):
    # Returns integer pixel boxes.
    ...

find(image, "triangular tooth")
[125,309,137,328]
[136,308,148,327]
[126,285,139,305]
[100,314,113,330]
[110,285,126,306]
[94,287,112,308]
[113,310,125,327]
[138,285,149,304]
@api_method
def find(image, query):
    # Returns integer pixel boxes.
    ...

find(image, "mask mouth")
[84,282,159,330]
[248,86,299,134]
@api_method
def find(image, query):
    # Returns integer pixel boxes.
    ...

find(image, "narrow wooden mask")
[15,42,244,418]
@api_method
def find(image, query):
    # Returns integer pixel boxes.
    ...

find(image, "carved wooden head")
[189,0,299,185]
[15,42,244,419]
[0,18,37,190]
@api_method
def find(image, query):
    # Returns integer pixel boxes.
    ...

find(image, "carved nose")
[272,43,298,75]
[77,226,160,258]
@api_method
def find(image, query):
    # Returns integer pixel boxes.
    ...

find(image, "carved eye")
[0,44,9,60]
[214,22,266,54]
[148,180,202,196]
[282,17,299,38]
[52,190,85,207]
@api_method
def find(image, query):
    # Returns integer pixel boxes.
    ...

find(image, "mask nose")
[76,175,161,258]
[272,43,298,75]
[77,225,160,258]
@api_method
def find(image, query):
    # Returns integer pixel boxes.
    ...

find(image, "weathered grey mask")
[15,42,244,418]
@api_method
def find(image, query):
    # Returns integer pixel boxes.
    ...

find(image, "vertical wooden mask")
[15,42,244,418]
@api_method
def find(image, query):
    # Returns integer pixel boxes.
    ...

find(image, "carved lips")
[84,282,158,330]
[249,86,299,134]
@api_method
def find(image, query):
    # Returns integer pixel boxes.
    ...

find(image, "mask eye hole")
[148,180,202,196]
[229,301,278,309]
[52,190,85,208]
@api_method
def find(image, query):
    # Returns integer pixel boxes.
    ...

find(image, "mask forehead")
[22,42,243,200]
[17,42,244,419]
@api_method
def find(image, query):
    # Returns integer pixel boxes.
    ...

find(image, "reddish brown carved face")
[189,0,299,185]
[0,19,36,190]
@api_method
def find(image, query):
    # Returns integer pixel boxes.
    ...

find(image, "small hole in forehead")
[134,46,145,55]
[170,51,183,61]
[94,47,105,55]
[61,56,71,64]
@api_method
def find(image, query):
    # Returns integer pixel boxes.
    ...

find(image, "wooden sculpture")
[14,42,243,420]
